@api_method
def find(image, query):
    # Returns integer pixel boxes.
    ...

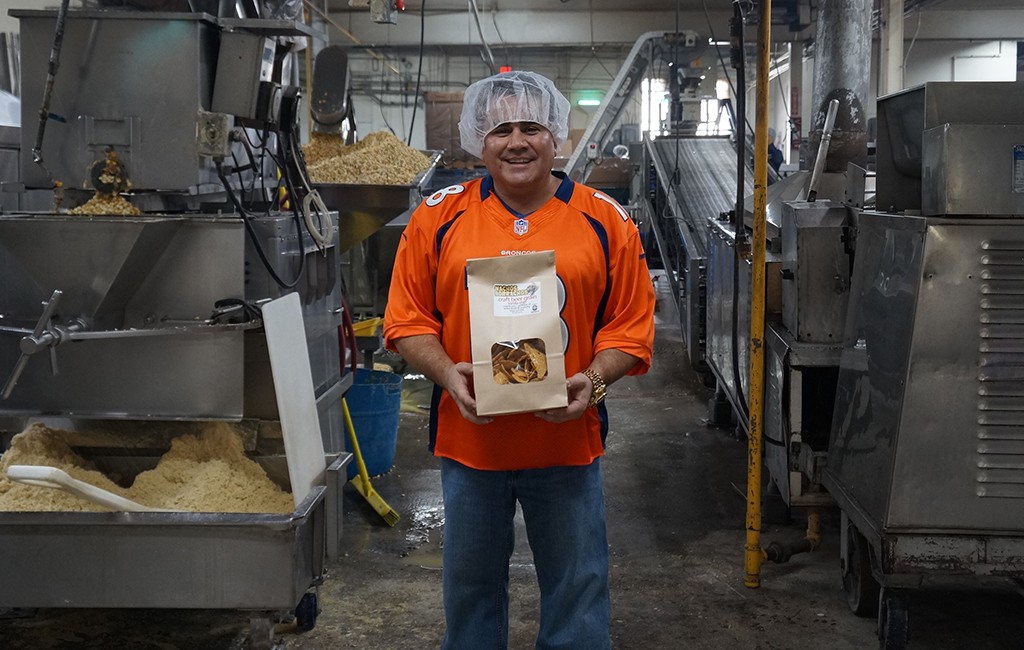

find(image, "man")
[767,127,784,173]
[383,70,655,649]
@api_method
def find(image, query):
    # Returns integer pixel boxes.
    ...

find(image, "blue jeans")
[439,457,611,650]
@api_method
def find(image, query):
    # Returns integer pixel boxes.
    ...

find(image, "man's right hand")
[443,362,493,425]
[392,335,493,425]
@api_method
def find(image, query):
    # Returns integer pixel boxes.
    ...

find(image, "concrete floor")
[2,304,1024,648]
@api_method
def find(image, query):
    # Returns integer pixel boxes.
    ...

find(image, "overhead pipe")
[468,0,498,75]
[808,0,871,173]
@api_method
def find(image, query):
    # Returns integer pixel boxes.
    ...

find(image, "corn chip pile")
[490,339,549,385]
[69,192,141,216]
[304,130,432,185]
[68,149,140,216]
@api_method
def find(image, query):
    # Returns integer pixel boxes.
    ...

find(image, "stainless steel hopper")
[0,213,254,419]
[312,150,441,251]
[0,215,189,329]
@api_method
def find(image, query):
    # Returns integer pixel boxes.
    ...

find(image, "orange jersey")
[384,173,655,470]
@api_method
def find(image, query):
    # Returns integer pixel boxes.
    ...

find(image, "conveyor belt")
[650,135,752,257]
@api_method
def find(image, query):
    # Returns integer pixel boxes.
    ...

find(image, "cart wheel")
[877,588,910,650]
[295,591,318,632]
[843,524,880,617]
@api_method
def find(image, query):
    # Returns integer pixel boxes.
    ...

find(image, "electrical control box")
[212,30,281,125]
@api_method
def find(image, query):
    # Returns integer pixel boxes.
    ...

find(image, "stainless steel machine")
[0,7,355,647]
[748,168,854,513]
[689,80,1024,648]
[636,5,864,528]
[643,134,755,382]
[825,82,1024,649]
[563,30,748,380]
[598,15,860,559]
[632,28,1024,647]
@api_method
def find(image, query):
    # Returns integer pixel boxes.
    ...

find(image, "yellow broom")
[342,397,400,526]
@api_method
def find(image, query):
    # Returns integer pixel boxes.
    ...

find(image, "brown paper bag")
[466,251,568,416]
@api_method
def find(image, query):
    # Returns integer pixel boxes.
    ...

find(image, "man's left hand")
[534,372,591,423]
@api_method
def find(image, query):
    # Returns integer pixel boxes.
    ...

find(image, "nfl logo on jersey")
[513,218,529,236]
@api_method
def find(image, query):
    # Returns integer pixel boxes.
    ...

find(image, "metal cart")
[0,454,350,648]
[825,82,1024,650]
[1,8,355,647]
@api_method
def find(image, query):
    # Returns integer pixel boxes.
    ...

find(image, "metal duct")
[809,0,871,172]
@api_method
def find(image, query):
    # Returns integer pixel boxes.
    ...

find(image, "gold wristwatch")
[583,368,607,408]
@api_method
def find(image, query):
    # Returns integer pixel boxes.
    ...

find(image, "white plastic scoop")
[5,465,172,512]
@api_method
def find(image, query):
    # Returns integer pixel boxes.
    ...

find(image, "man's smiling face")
[482,121,557,192]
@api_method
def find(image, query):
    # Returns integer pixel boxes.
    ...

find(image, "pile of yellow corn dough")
[0,422,293,513]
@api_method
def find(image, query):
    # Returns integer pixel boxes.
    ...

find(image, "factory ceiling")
[326,0,1023,11]
[321,0,1024,48]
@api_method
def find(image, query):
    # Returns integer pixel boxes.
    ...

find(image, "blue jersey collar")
[480,172,575,216]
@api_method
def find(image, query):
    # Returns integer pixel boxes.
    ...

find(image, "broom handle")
[342,397,373,491]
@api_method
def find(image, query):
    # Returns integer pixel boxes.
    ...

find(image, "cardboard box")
[557,135,576,157]
[587,158,633,186]
[424,91,475,165]
[569,128,585,148]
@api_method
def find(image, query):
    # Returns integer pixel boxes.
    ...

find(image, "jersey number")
[593,191,629,221]
[425,184,466,207]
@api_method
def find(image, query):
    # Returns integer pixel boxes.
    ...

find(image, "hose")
[729,0,751,428]
[301,189,334,246]
[32,0,71,182]
[282,129,333,247]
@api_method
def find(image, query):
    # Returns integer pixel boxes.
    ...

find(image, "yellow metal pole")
[744,0,771,589]
[806,507,823,551]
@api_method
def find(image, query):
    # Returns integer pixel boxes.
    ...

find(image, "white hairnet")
[458,71,571,159]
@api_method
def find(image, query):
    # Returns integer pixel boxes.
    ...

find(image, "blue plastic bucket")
[344,368,403,479]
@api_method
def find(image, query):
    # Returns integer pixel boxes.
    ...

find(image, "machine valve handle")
[1,290,63,400]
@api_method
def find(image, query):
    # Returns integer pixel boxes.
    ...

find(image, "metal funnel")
[743,170,813,239]
[0,215,185,328]
[311,151,441,251]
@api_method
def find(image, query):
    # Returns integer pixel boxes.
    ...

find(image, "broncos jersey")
[383,172,655,471]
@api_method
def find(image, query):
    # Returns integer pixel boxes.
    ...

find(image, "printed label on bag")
[493,282,542,317]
